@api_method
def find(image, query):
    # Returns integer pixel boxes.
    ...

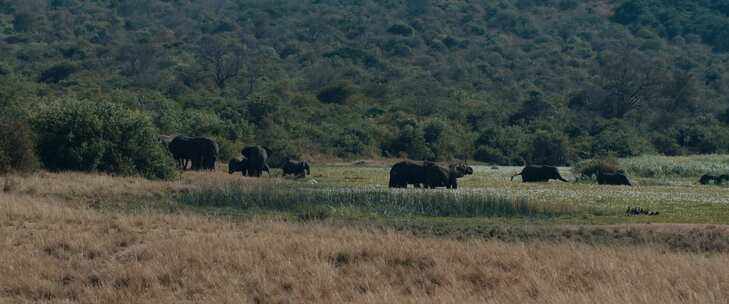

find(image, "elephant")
[388,160,429,188]
[229,158,270,176]
[282,159,310,177]
[389,161,473,189]
[511,165,567,183]
[699,174,723,185]
[240,146,273,177]
[168,136,219,170]
[422,162,474,189]
[597,172,632,186]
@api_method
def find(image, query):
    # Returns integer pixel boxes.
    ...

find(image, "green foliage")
[33,100,176,179]
[387,23,414,36]
[0,119,37,174]
[592,120,653,158]
[317,83,355,104]
[620,154,729,178]
[473,127,527,165]
[526,131,570,166]
[38,63,77,83]
[573,157,622,179]
[0,0,728,161]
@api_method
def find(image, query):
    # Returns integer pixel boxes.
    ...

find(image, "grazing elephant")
[240,146,272,177]
[511,165,568,182]
[422,162,474,189]
[389,160,429,188]
[597,172,632,186]
[700,174,722,185]
[169,136,219,170]
[282,159,310,177]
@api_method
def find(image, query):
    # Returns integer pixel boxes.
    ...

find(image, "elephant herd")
[161,135,310,178]
[159,134,636,187]
[388,163,633,189]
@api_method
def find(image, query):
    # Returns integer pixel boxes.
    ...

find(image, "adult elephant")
[169,136,218,170]
[597,172,632,186]
[240,146,273,177]
[422,162,474,189]
[389,161,473,189]
[388,160,429,188]
[511,165,568,183]
[282,159,310,177]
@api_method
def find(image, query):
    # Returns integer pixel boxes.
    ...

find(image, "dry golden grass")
[2,188,729,303]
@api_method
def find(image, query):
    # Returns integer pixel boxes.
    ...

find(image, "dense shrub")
[317,83,355,104]
[526,131,570,166]
[33,100,176,179]
[591,121,651,157]
[387,23,414,36]
[38,63,77,83]
[573,158,622,179]
[473,126,527,165]
[0,119,37,174]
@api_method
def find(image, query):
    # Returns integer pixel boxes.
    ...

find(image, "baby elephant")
[282,159,310,177]
[597,172,632,186]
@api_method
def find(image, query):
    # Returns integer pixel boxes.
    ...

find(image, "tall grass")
[178,184,569,218]
[620,154,729,178]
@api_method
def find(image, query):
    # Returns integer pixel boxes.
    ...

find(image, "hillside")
[1,0,729,167]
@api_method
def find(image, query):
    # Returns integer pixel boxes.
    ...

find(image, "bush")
[0,119,37,174]
[573,158,621,179]
[474,145,507,164]
[592,121,652,157]
[34,100,176,179]
[317,83,355,104]
[526,131,570,166]
[38,62,77,83]
[387,23,414,36]
[473,126,527,165]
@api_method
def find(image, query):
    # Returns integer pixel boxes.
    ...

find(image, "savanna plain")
[3,155,729,303]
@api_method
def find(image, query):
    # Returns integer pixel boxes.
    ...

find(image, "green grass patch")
[177,183,571,219]
[621,154,729,178]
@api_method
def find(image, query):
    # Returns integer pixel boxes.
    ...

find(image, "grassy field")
[3,155,729,303]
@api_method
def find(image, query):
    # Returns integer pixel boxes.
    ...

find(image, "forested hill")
[1,0,729,165]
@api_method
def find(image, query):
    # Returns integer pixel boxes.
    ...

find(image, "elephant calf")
[282,160,310,177]
[229,158,270,176]
[511,165,568,183]
[597,172,632,186]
